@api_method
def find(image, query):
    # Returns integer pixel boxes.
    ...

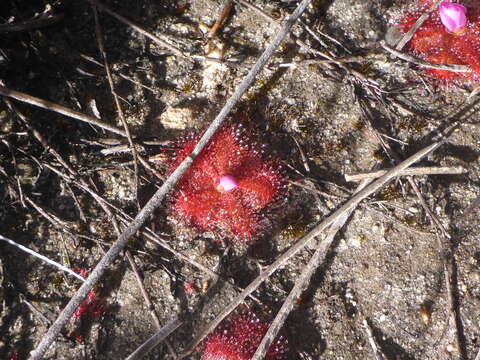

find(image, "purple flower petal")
[217,175,238,192]
[439,1,467,32]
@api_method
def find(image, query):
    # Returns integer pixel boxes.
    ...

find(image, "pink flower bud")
[217,175,238,192]
[439,1,467,33]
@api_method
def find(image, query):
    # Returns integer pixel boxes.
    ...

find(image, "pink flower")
[216,175,238,192]
[439,1,467,33]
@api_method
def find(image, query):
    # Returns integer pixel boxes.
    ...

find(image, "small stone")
[158,107,195,130]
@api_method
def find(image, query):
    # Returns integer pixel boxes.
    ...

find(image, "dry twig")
[345,166,465,182]
[357,93,473,357]
[395,0,443,51]
[125,317,182,360]
[87,0,189,59]
[3,79,174,356]
[382,42,471,73]
[92,6,141,209]
[0,84,127,137]
[363,318,385,360]
[208,0,234,38]
[0,8,63,33]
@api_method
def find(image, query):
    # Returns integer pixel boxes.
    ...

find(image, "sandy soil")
[1,0,479,359]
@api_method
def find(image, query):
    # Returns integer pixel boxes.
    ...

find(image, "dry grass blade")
[92,6,141,208]
[0,84,127,137]
[28,0,313,357]
[345,166,466,182]
[0,234,85,282]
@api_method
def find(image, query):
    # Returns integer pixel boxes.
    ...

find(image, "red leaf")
[166,125,287,241]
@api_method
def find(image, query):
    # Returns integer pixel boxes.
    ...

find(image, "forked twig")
[28,0,313,357]
[251,180,371,360]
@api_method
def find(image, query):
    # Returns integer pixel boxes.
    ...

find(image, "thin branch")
[20,294,53,328]
[363,318,385,360]
[3,75,175,356]
[124,251,162,330]
[278,56,381,68]
[92,6,141,209]
[124,317,182,360]
[291,135,310,173]
[24,196,71,231]
[0,84,127,137]
[409,179,467,357]
[345,166,466,182]
[236,0,346,60]
[87,0,189,59]
[28,0,312,357]
[2,95,79,175]
[6,72,172,355]
[79,53,160,93]
[251,180,371,360]
[395,0,443,51]
[2,139,26,207]
[234,0,275,23]
[65,183,87,223]
[300,20,350,55]
[357,94,469,357]
[208,0,234,38]
[0,11,63,33]
[179,139,444,357]
[0,234,85,282]
[366,204,434,236]
[382,42,471,73]
[409,177,450,240]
